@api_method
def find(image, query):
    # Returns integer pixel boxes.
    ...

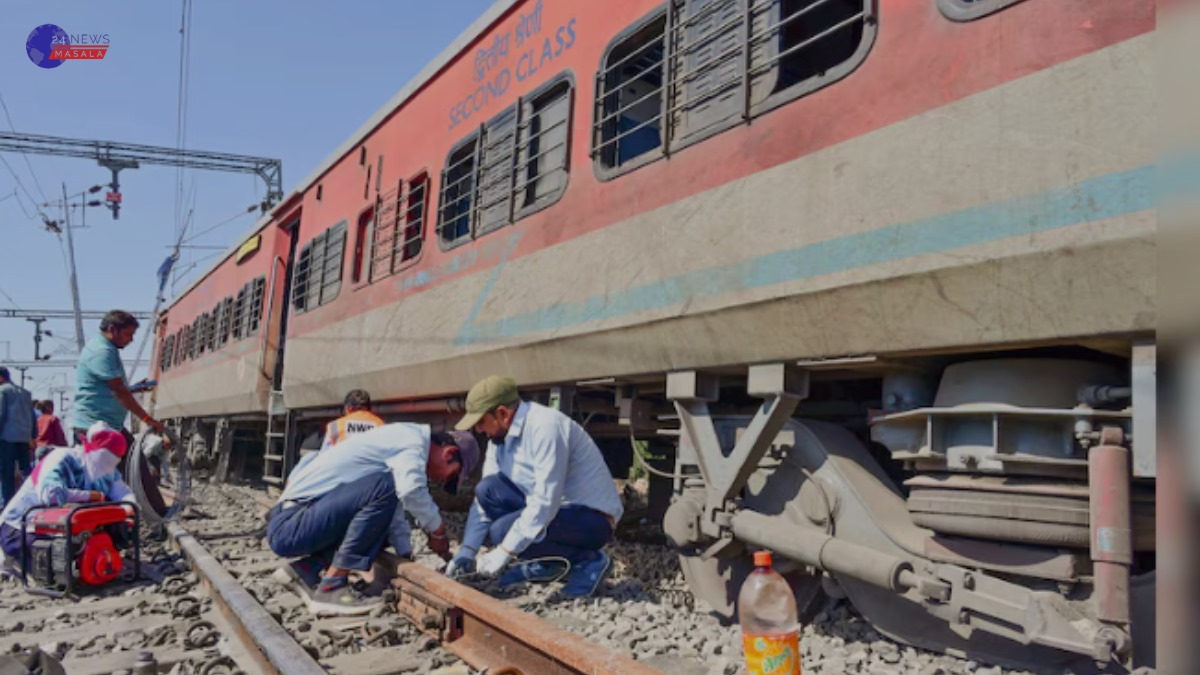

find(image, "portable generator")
[20,502,141,598]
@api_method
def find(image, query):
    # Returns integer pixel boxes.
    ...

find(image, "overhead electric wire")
[0,284,22,309]
[0,155,44,220]
[182,204,259,244]
[0,93,49,203]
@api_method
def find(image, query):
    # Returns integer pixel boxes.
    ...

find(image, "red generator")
[20,502,141,598]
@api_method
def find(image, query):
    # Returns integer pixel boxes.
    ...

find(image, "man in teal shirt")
[72,311,165,442]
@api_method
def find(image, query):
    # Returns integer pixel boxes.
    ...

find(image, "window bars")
[438,75,573,249]
[370,173,429,283]
[594,0,874,173]
[292,222,347,313]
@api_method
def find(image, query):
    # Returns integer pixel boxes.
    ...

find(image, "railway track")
[0,482,1043,675]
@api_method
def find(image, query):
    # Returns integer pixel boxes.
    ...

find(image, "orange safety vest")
[324,410,384,447]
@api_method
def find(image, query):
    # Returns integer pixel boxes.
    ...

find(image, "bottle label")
[742,632,802,675]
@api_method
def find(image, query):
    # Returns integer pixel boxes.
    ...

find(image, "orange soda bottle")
[739,550,802,675]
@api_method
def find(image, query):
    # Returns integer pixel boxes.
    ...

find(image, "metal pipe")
[1089,441,1132,626]
[731,509,913,592]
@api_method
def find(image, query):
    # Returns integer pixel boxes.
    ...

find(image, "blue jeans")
[477,473,613,564]
[266,472,397,571]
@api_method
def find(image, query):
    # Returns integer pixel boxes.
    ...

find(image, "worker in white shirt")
[267,423,479,615]
[445,376,623,598]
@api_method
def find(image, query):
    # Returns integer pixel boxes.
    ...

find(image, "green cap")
[455,375,520,431]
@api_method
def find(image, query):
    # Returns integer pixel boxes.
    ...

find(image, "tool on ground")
[19,502,141,598]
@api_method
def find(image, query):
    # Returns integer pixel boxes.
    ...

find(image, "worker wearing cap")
[266,423,479,616]
[0,422,136,566]
[445,376,623,598]
[321,389,384,450]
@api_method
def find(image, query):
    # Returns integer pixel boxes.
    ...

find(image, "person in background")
[445,376,624,599]
[0,422,137,569]
[0,367,35,508]
[72,310,166,445]
[321,389,383,450]
[267,423,479,615]
[33,400,68,463]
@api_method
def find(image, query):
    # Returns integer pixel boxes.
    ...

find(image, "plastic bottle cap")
[754,550,772,567]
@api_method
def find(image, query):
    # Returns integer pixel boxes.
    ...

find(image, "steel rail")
[386,556,661,675]
[166,521,327,675]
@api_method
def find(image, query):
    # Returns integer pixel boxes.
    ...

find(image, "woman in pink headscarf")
[0,422,136,562]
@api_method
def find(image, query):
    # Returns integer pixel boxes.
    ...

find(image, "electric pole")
[62,183,86,352]
[25,317,51,361]
[14,366,30,388]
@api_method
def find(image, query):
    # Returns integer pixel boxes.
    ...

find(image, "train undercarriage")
[169,337,1156,672]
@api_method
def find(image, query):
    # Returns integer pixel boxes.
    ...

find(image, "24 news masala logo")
[26,24,110,69]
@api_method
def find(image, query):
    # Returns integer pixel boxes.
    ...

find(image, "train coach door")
[273,218,302,391]
[260,217,302,487]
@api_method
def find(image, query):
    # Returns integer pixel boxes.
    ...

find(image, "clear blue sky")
[1,0,495,402]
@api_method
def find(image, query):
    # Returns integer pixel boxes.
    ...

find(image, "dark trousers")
[0,522,38,559]
[266,472,398,572]
[477,473,613,565]
[0,441,28,508]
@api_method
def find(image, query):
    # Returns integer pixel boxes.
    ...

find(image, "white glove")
[476,547,513,576]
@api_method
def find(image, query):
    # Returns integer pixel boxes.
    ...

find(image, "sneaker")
[270,555,325,591]
[498,560,570,589]
[305,582,381,616]
[560,551,611,598]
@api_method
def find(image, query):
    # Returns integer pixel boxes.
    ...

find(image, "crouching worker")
[266,424,479,615]
[0,423,136,569]
[445,376,624,598]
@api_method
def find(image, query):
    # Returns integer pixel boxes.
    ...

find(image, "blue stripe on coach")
[455,164,1156,345]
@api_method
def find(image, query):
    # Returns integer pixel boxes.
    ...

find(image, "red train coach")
[152,0,1156,669]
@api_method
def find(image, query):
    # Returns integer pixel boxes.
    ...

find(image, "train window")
[477,106,519,236]
[203,312,212,354]
[370,173,429,282]
[304,233,326,310]
[160,335,174,373]
[320,222,346,305]
[438,136,479,249]
[207,312,216,352]
[439,74,576,249]
[292,243,312,313]
[247,276,266,335]
[937,0,1026,21]
[517,77,572,217]
[207,304,220,352]
[232,287,247,339]
[594,12,667,175]
[353,206,375,284]
[191,317,203,358]
[594,1,875,178]
[292,223,345,313]
[218,298,234,347]
[401,174,428,267]
[215,303,227,348]
[195,314,205,357]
